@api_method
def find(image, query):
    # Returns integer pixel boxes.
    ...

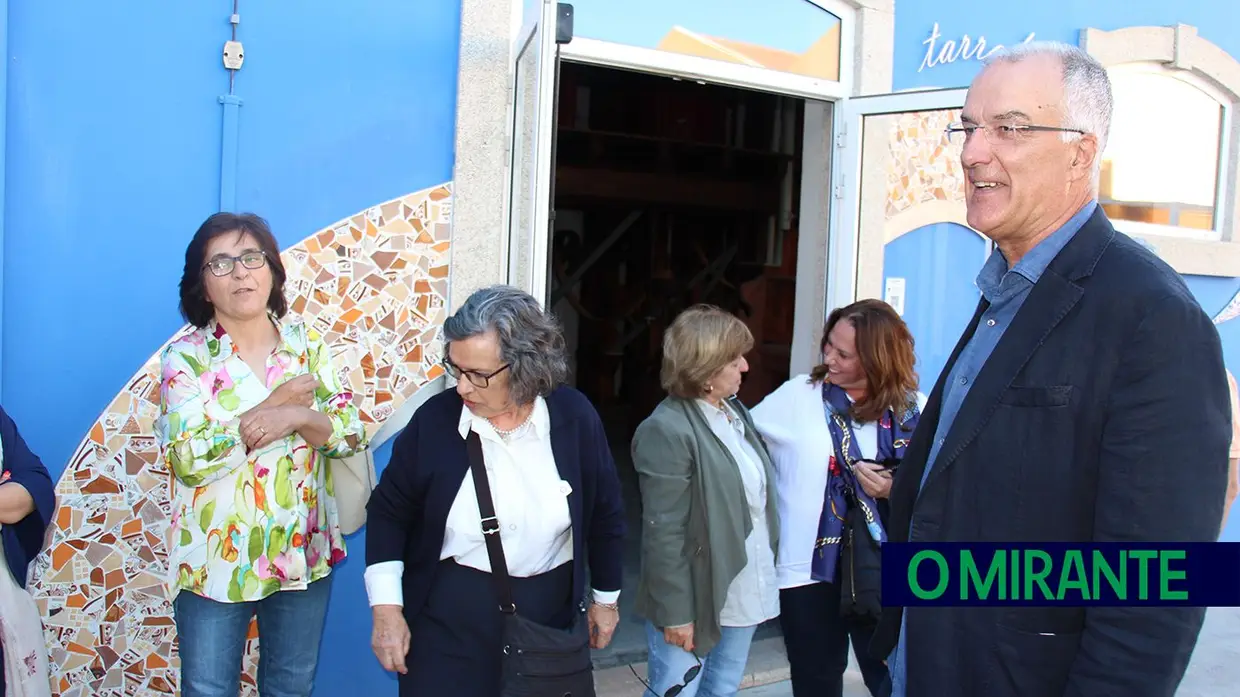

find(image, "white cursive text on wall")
[919,22,1036,72]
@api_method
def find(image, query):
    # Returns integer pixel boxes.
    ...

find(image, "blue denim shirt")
[888,200,1097,696]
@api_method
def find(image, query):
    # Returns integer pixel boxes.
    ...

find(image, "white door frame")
[503,0,561,306]
[827,88,969,313]
[558,0,855,100]
[507,0,865,378]
[560,38,852,102]
[549,53,845,375]
[506,0,857,306]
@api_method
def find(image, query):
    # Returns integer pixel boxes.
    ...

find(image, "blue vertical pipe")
[0,0,9,399]
[218,95,242,212]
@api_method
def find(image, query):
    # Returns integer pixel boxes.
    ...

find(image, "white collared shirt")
[363,397,620,606]
[696,399,780,627]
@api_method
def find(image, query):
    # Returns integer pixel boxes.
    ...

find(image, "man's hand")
[587,602,620,649]
[663,623,695,653]
[266,374,318,409]
[371,605,411,674]
[853,461,893,499]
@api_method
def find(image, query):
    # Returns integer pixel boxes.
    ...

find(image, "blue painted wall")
[893,0,1240,91]
[3,0,1238,693]
[881,223,987,392]
[4,0,460,470]
[2,1,460,695]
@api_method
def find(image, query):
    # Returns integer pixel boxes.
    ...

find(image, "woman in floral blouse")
[157,212,366,697]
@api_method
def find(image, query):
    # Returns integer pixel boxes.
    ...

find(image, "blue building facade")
[2,1,1236,696]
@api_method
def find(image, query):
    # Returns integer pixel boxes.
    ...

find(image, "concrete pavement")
[600,606,1240,696]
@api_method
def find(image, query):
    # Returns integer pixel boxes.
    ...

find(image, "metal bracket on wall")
[556,3,574,44]
[218,3,244,211]
[223,40,245,70]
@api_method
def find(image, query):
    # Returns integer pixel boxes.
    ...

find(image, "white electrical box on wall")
[885,277,906,316]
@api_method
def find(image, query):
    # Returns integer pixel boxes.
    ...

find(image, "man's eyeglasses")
[945,122,1085,145]
[630,657,701,697]
[441,357,511,388]
[204,251,268,277]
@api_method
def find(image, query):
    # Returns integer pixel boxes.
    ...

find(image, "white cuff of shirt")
[366,562,620,608]
[592,588,621,605]
[364,561,405,607]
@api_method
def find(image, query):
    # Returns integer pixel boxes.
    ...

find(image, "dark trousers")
[779,581,889,697]
[402,558,576,697]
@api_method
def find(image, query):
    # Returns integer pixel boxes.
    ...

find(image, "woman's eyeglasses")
[441,357,511,388]
[663,661,702,697]
[204,251,268,277]
[630,657,701,696]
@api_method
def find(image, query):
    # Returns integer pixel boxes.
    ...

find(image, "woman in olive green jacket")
[631,305,780,697]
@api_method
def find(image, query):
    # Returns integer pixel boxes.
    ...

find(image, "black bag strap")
[465,431,518,614]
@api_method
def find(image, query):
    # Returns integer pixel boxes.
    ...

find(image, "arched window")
[1082,24,1240,276]
[1100,62,1228,240]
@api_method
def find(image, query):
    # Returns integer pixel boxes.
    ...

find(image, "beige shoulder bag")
[330,368,448,535]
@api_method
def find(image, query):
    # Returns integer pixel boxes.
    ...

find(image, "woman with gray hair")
[363,284,626,697]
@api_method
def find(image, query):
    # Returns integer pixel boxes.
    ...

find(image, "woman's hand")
[265,374,318,409]
[853,461,893,499]
[371,605,411,674]
[663,623,695,653]
[587,602,620,649]
[239,405,306,451]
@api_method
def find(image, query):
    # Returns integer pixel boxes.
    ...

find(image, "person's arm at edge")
[0,408,56,573]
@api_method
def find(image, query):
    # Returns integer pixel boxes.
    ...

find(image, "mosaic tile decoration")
[1215,288,1240,325]
[24,182,454,697]
[885,108,966,222]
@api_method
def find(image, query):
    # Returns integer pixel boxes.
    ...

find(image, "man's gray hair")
[443,284,568,405]
[983,41,1114,180]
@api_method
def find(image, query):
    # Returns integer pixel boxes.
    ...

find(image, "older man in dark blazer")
[875,42,1233,697]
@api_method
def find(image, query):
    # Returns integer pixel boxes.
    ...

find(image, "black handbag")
[465,432,597,697]
[827,412,885,621]
[839,501,884,620]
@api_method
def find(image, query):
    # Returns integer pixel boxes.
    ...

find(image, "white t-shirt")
[750,375,926,590]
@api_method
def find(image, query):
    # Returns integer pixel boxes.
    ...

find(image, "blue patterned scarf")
[811,381,921,583]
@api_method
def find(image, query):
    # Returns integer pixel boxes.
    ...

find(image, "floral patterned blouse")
[156,315,367,603]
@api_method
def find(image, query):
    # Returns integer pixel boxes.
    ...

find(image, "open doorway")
[550,61,805,433]
[548,61,808,665]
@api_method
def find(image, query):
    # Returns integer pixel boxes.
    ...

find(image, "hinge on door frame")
[834,178,846,200]
[835,122,847,149]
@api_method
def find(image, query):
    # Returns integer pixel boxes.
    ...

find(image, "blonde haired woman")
[631,304,779,697]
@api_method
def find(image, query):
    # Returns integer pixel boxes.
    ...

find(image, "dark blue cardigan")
[1,405,55,587]
[365,386,626,617]
[0,405,56,696]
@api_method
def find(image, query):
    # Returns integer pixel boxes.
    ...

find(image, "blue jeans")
[174,575,333,697]
[644,621,758,697]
